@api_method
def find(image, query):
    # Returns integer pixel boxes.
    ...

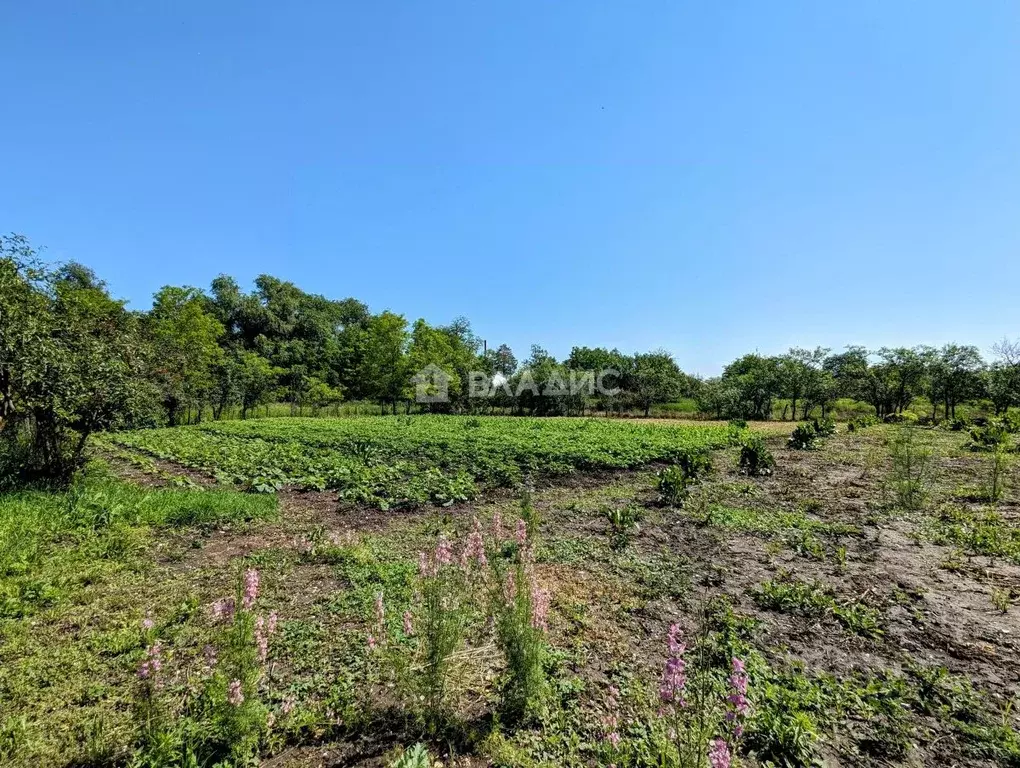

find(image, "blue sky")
[3,2,1019,375]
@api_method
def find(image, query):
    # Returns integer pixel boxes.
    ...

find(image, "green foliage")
[389,744,433,768]
[986,448,1011,502]
[929,506,1020,564]
[110,417,734,509]
[812,417,837,436]
[739,434,775,476]
[0,472,275,619]
[969,419,1013,452]
[889,426,932,510]
[753,575,882,638]
[788,423,817,450]
[492,561,548,724]
[1,236,156,485]
[657,448,711,505]
[847,414,878,432]
[603,504,641,548]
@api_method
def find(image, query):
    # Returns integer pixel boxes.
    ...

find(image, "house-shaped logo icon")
[411,363,451,403]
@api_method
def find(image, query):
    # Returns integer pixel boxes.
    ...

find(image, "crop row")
[107,416,734,508]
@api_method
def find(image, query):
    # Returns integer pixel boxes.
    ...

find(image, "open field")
[101,417,736,507]
[3,419,1020,767]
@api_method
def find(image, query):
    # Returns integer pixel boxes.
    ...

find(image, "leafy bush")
[884,412,918,425]
[739,434,775,476]
[847,415,878,433]
[788,423,817,450]
[603,504,641,548]
[1002,411,1020,433]
[812,417,837,437]
[728,418,748,429]
[969,421,1011,452]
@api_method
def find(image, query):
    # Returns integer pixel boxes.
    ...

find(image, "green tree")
[1,235,153,483]
[235,351,280,419]
[927,344,985,419]
[147,286,225,425]
[721,354,781,420]
[358,311,409,413]
[629,350,686,417]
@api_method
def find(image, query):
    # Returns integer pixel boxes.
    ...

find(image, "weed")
[788,423,817,450]
[603,504,641,549]
[888,426,933,510]
[739,434,775,476]
[752,575,882,638]
[991,588,1011,614]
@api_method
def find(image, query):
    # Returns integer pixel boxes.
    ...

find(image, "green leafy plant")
[788,423,817,450]
[603,504,641,548]
[889,426,932,510]
[389,743,433,768]
[739,434,775,476]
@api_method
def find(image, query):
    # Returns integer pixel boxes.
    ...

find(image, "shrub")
[728,418,748,430]
[603,504,641,548]
[1002,411,1020,433]
[884,412,918,425]
[812,417,837,437]
[889,426,932,511]
[847,415,878,433]
[948,417,969,432]
[492,560,549,724]
[739,434,775,476]
[969,421,1011,452]
[985,448,1011,503]
[788,424,817,450]
[657,448,712,505]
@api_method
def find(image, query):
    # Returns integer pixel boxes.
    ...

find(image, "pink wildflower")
[255,616,270,662]
[726,656,750,738]
[137,641,163,680]
[267,611,278,635]
[418,550,436,577]
[604,684,622,749]
[141,614,154,631]
[242,568,260,610]
[514,519,528,546]
[460,518,487,569]
[374,591,385,627]
[227,679,244,707]
[708,738,731,768]
[530,577,550,631]
[402,610,414,636]
[367,634,377,651]
[435,534,454,567]
[503,569,518,601]
[203,644,217,670]
[492,510,505,541]
[281,694,296,715]
[659,624,687,706]
[212,597,235,623]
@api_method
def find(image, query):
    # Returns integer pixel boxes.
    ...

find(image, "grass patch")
[751,575,882,638]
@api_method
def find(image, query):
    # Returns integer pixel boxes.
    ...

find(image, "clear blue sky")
[4,2,1019,375]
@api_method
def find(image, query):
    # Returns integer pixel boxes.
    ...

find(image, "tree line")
[2,234,1019,482]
